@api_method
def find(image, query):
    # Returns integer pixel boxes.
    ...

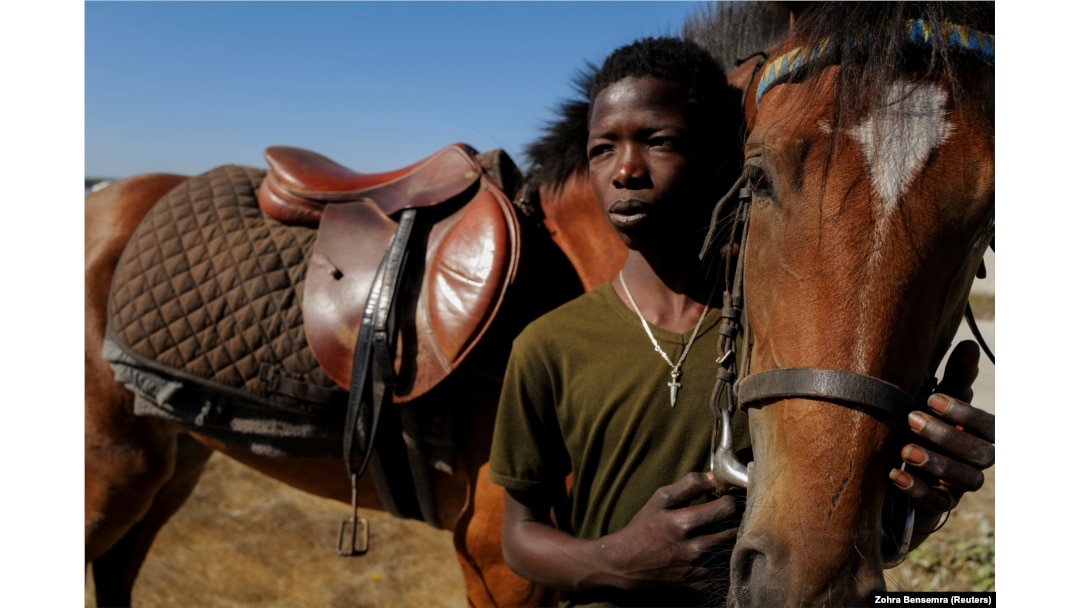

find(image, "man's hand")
[598,472,742,590]
[501,472,741,593]
[889,340,995,538]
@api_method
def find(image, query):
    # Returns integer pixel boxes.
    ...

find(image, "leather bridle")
[705,165,927,568]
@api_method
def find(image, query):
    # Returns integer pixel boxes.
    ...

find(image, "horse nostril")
[730,545,766,607]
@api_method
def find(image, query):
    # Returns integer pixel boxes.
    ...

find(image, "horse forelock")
[740,1,994,207]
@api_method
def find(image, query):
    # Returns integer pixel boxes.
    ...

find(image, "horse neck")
[537,172,626,292]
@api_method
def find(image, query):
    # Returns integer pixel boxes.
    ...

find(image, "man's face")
[587,76,714,251]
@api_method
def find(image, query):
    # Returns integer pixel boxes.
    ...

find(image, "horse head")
[716,3,994,605]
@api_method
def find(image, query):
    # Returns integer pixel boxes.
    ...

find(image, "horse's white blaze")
[849,81,953,218]
[847,82,952,372]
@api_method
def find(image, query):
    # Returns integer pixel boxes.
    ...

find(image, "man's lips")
[608,199,651,229]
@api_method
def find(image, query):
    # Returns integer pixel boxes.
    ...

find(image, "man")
[488,37,993,607]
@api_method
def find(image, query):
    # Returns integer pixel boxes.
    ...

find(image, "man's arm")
[502,472,740,592]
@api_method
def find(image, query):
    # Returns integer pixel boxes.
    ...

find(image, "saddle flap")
[303,176,520,402]
[417,185,521,392]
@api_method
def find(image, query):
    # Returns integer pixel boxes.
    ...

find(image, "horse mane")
[522,68,595,198]
[778,2,994,127]
[682,1,791,69]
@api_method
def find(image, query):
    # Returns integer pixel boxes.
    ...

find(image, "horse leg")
[443,374,553,607]
[85,297,213,605]
[85,173,192,605]
[452,464,555,607]
[84,327,211,605]
[87,432,213,606]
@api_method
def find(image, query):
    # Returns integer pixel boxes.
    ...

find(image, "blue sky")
[85,1,712,178]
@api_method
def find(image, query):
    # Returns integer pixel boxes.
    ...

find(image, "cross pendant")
[668,378,681,408]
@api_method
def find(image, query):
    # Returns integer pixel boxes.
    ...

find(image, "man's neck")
[616,253,717,333]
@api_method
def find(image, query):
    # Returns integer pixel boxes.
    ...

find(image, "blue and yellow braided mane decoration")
[755,19,995,105]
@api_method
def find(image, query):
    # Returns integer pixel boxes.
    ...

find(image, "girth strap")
[737,368,917,419]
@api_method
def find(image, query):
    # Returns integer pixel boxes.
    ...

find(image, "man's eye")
[588,144,613,159]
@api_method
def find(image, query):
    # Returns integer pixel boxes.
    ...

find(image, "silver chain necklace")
[618,271,710,407]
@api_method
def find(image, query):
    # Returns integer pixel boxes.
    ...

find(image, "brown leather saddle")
[257,143,521,541]
[258,142,520,400]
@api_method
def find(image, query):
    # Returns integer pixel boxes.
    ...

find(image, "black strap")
[399,403,440,525]
[258,363,343,407]
[342,209,417,481]
[737,368,917,419]
[964,303,995,365]
[339,208,440,526]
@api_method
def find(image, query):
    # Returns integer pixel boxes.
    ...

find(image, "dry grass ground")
[85,454,465,608]
[86,456,993,606]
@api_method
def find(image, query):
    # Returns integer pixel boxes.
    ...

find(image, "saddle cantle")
[259,143,521,403]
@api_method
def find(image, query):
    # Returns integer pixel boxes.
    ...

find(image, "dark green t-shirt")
[488,282,750,607]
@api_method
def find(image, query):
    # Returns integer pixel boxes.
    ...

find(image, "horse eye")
[745,163,774,199]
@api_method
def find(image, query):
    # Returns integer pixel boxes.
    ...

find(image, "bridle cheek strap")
[737,368,917,420]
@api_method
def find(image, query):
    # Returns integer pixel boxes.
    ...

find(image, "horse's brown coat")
[85,159,598,605]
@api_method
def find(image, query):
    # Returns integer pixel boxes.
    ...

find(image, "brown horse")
[686,2,994,605]
[84,140,627,607]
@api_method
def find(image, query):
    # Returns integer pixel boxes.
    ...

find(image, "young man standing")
[488,37,993,607]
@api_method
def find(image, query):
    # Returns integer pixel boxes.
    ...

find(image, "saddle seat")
[259,143,484,228]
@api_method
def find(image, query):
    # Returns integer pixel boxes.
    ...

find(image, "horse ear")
[727,56,763,94]
[771,1,809,26]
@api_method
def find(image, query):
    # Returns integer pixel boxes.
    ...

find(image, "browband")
[756,19,995,104]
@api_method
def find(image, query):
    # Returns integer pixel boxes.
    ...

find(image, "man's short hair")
[588,36,732,131]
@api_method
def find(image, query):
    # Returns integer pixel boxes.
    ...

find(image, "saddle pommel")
[259,143,484,228]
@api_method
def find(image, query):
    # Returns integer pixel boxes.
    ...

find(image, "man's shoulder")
[523,283,613,331]
[511,283,616,354]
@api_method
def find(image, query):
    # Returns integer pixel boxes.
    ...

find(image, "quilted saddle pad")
[105,165,346,457]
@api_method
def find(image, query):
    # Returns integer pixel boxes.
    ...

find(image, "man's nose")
[613,149,647,187]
